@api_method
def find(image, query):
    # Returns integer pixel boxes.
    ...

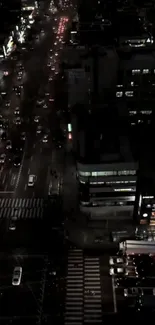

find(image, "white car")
[109,257,124,265]
[34,116,40,123]
[12,267,22,286]
[14,107,20,115]
[6,140,12,150]
[28,174,36,187]
[14,117,21,125]
[42,134,48,143]
[0,153,6,164]
[109,267,124,276]
[124,287,143,297]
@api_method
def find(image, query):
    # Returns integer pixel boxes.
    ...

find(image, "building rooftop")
[119,51,155,70]
[74,104,136,164]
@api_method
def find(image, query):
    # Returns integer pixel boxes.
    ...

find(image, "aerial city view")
[1,0,155,323]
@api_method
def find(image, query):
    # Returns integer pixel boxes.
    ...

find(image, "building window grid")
[79,170,136,177]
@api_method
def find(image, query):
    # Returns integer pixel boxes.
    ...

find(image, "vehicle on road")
[6,140,12,150]
[36,125,42,134]
[12,267,22,286]
[42,134,48,142]
[109,256,124,265]
[9,221,16,231]
[34,115,40,123]
[14,117,21,125]
[28,174,36,187]
[14,107,20,115]
[0,153,6,164]
[13,155,22,167]
[5,100,11,107]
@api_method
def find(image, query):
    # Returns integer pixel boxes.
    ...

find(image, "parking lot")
[109,254,155,314]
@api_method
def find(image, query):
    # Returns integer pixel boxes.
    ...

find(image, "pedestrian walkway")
[65,249,103,325]
[84,257,102,324]
[0,198,44,219]
[65,248,84,325]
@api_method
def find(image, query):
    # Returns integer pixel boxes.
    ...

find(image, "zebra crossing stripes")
[0,198,44,219]
[84,257,102,324]
[0,198,44,209]
[65,249,84,325]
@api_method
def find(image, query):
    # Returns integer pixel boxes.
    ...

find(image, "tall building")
[65,0,155,229]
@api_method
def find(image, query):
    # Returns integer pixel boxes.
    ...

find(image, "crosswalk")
[65,249,102,325]
[0,198,44,219]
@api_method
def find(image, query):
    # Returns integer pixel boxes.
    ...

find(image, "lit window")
[116,91,123,97]
[125,91,134,97]
[142,69,149,74]
[129,110,137,115]
[118,170,136,176]
[79,171,91,177]
[132,69,140,75]
[140,110,152,115]
[114,188,135,192]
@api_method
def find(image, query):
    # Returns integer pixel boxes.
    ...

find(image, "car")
[0,153,6,164]
[37,99,44,105]
[124,287,143,297]
[17,75,22,80]
[16,90,21,97]
[36,125,42,134]
[9,221,16,231]
[42,134,48,143]
[1,132,7,140]
[13,155,22,167]
[14,107,20,115]
[5,100,11,107]
[14,117,21,125]
[20,132,26,141]
[109,257,124,265]
[6,140,12,150]
[28,174,36,187]
[34,115,40,123]
[12,267,22,286]
[114,276,140,288]
[13,85,18,91]
[109,267,124,276]
[0,119,3,128]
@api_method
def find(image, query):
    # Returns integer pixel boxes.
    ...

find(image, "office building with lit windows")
[72,105,138,220]
[115,51,155,125]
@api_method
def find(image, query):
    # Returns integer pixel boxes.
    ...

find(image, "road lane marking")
[15,151,26,191]
[24,184,27,191]
[11,174,16,186]
[28,168,30,174]
[31,156,33,161]
[2,174,6,184]
[33,144,36,148]
[112,276,117,313]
